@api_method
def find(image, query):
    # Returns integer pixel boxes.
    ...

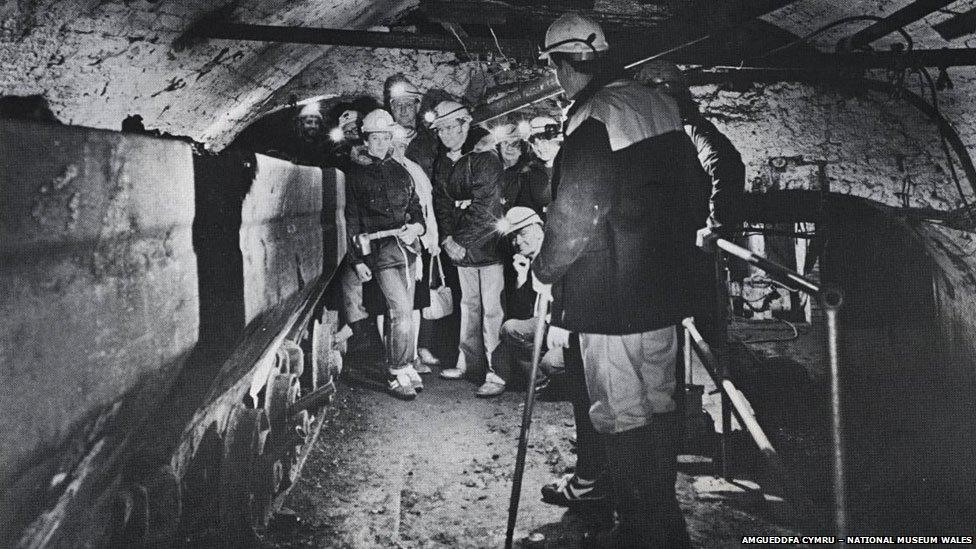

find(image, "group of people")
[293,74,569,402]
[291,10,744,547]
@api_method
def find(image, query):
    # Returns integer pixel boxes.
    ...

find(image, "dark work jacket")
[501,156,552,217]
[405,125,441,180]
[534,79,709,335]
[432,127,504,267]
[344,148,425,269]
[685,115,746,228]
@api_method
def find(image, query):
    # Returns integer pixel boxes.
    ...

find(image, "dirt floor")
[260,367,805,549]
[256,311,976,547]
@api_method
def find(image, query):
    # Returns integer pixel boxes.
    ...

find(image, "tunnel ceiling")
[2,0,976,149]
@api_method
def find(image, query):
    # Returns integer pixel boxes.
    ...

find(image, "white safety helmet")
[428,100,471,130]
[492,123,521,144]
[538,12,609,61]
[499,206,543,235]
[388,78,422,103]
[298,101,322,119]
[361,109,397,134]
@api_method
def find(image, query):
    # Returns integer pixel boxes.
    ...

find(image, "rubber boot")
[347,318,374,354]
[346,318,385,380]
[591,415,690,549]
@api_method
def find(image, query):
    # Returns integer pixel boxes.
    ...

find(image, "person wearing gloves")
[429,101,505,386]
[533,12,709,548]
[390,124,441,374]
[340,109,427,401]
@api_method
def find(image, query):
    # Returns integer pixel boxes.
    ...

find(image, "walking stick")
[505,293,552,549]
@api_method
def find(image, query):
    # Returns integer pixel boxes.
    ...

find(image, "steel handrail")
[695,227,847,538]
[682,318,812,513]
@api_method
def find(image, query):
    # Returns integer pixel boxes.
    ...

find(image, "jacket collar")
[351,144,394,166]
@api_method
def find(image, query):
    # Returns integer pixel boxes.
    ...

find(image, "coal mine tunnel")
[5,0,976,547]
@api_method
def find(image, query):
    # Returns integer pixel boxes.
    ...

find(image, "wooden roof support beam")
[838,0,956,51]
[933,7,976,40]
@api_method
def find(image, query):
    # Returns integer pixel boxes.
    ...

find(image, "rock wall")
[0,0,413,149]
[693,80,975,211]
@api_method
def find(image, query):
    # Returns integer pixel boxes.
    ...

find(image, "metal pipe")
[713,249,732,480]
[822,290,847,539]
[703,233,822,295]
[838,0,956,51]
[682,318,813,512]
[472,74,561,125]
[196,23,537,57]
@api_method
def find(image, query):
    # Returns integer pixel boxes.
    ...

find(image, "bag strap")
[429,254,446,288]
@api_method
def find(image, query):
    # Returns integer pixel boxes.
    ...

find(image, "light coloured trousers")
[580,326,678,434]
[456,264,504,373]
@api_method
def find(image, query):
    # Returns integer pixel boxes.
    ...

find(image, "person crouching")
[340,109,427,400]
[477,207,564,397]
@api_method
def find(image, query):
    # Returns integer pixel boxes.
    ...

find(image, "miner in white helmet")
[384,75,445,369]
[292,101,326,165]
[339,108,427,400]
[533,11,708,547]
[384,74,440,180]
[429,100,506,396]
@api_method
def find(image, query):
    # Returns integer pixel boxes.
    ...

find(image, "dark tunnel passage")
[829,211,976,534]
[726,192,976,535]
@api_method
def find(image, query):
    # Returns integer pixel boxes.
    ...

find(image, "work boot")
[349,318,384,363]
[346,318,374,354]
[387,367,417,401]
[603,417,690,549]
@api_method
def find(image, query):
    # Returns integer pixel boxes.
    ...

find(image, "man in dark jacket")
[636,60,746,347]
[340,109,427,400]
[534,12,709,548]
[520,115,561,216]
[429,101,506,391]
[384,74,441,179]
[498,120,554,217]
[635,60,745,230]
